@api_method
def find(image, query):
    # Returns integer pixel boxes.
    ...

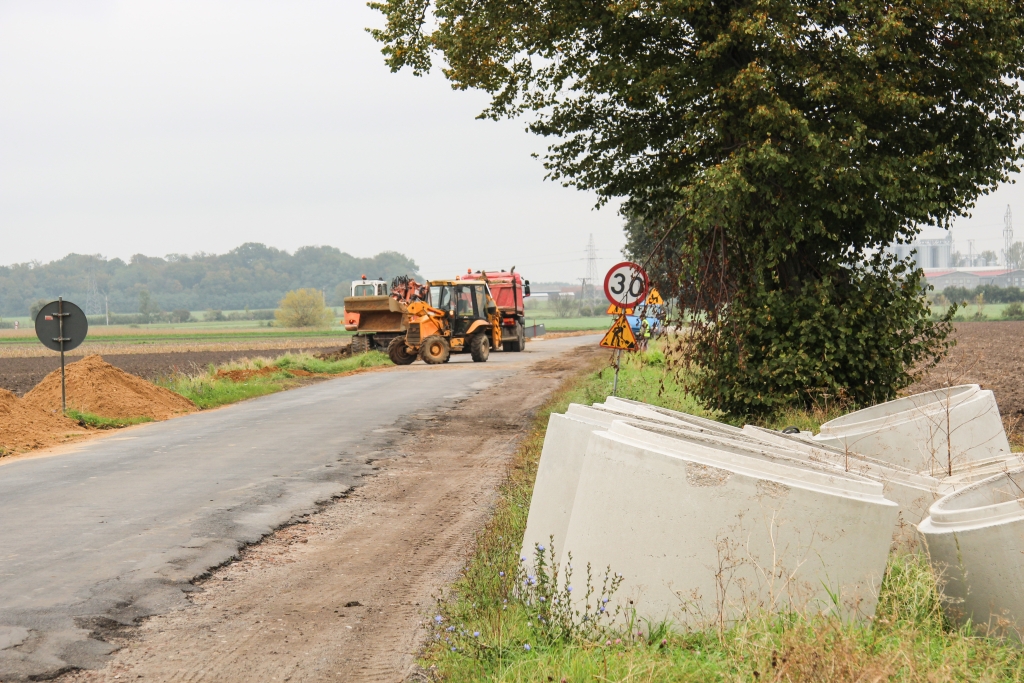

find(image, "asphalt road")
[0,336,599,681]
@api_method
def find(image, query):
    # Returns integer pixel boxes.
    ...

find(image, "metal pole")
[58,297,66,414]
[612,349,621,396]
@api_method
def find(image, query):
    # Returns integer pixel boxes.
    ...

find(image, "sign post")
[601,262,649,395]
[35,298,88,414]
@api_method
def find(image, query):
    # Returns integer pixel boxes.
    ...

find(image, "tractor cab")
[429,282,496,335]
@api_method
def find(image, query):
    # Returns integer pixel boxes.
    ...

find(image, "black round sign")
[35,300,88,352]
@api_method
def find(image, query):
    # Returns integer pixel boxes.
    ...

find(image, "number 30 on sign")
[603,262,649,308]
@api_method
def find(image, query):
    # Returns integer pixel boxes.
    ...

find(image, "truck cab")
[351,278,388,299]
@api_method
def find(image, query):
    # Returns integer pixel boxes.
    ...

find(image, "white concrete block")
[743,425,945,528]
[520,412,608,564]
[526,405,765,564]
[603,396,747,438]
[562,422,898,626]
[918,467,1024,640]
[814,386,1009,473]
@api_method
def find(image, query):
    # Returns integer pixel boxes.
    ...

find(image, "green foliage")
[274,350,390,374]
[0,243,421,317]
[159,351,391,409]
[28,299,49,320]
[1009,241,1024,271]
[424,350,1024,682]
[698,255,955,414]
[275,289,336,328]
[65,409,154,429]
[1004,301,1024,320]
[945,284,1024,305]
[372,0,1024,418]
[160,373,286,409]
[137,290,159,323]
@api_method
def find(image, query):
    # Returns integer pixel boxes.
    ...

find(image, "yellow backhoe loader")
[387,280,502,365]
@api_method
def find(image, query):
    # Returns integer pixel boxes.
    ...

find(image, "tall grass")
[65,409,154,429]
[422,344,1024,682]
[158,351,391,409]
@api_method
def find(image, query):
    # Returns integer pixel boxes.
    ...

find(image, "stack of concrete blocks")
[812,385,1011,475]
[918,467,1024,640]
[521,401,900,628]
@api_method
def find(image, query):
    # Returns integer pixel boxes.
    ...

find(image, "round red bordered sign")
[603,262,649,308]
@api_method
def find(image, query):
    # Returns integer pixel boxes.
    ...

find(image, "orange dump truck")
[457,269,530,352]
[342,276,407,353]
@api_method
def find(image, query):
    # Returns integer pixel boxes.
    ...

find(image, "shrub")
[1004,301,1024,320]
[274,289,336,328]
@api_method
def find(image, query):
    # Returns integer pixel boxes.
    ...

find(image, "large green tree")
[372,0,1024,415]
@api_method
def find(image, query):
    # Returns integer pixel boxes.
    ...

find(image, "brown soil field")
[0,345,347,396]
[910,321,1024,442]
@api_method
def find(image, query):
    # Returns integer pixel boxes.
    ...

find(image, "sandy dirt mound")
[0,389,86,454]
[24,355,195,420]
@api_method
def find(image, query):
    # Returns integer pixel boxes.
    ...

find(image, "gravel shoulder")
[55,344,603,683]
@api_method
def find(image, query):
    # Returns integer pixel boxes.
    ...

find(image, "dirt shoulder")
[58,344,603,683]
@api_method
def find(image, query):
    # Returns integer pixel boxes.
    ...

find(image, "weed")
[157,350,391,409]
[65,409,154,429]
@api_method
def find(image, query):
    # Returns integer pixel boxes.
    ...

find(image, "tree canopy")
[0,244,420,317]
[373,0,1024,414]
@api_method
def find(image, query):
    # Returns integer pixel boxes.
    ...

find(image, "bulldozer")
[387,279,502,365]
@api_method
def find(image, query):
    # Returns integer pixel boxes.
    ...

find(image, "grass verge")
[158,350,392,409]
[422,345,1024,682]
[65,409,155,429]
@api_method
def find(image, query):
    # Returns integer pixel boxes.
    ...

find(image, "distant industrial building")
[891,235,954,269]
[924,267,1024,290]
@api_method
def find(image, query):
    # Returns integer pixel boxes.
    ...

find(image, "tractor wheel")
[387,337,416,365]
[503,323,524,352]
[350,335,370,355]
[419,335,450,364]
[470,333,491,362]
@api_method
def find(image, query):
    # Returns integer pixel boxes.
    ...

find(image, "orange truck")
[342,276,407,353]
[457,268,530,351]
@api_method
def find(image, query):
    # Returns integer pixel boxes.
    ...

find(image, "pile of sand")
[0,388,87,454]
[23,355,196,420]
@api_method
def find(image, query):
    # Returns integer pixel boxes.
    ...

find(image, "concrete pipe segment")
[522,403,767,563]
[918,467,1024,641]
[561,421,897,626]
[522,403,899,627]
[811,385,1010,473]
[743,424,947,531]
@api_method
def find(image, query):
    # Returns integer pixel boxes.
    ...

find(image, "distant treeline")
[942,284,1024,304]
[0,243,421,317]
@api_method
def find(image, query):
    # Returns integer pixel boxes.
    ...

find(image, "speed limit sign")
[603,262,649,308]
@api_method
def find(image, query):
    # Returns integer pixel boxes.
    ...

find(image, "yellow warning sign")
[646,288,664,305]
[605,304,634,316]
[600,314,638,350]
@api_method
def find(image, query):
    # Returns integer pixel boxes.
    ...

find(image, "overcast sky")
[1,1,1020,281]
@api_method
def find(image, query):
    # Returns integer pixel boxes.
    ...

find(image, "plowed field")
[909,321,1024,443]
